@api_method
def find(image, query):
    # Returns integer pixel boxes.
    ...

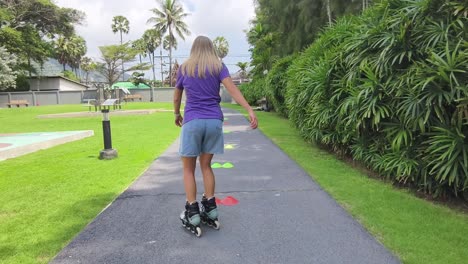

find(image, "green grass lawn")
[2,103,468,264]
[224,104,468,264]
[0,103,180,264]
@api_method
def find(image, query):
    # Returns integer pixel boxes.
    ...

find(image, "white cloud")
[55,0,255,75]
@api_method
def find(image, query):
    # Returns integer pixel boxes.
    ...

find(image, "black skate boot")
[180,201,202,237]
[200,195,220,230]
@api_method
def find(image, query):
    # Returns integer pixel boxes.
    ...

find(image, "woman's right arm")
[221,77,258,129]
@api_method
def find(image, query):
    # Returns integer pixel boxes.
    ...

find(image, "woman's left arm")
[173,88,183,127]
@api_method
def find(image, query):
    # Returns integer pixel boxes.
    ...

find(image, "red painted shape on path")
[0,143,12,149]
[216,196,239,206]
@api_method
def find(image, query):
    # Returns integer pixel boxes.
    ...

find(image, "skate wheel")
[213,220,220,230]
[195,227,202,237]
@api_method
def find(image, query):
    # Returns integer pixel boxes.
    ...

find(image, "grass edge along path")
[0,103,180,264]
[223,104,468,264]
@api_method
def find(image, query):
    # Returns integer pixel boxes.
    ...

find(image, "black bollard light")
[99,108,118,159]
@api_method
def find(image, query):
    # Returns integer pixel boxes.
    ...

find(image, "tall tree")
[0,0,84,38]
[0,46,18,90]
[80,56,96,84]
[111,15,130,81]
[213,36,229,61]
[249,0,364,58]
[147,0,190,86]
[142,29,162,101]
[70,35,86,77]
[131,38,146,64]
[97,43,150,87]
[55,35,86,73]
[0,0,84,89]
[236,62,249,83]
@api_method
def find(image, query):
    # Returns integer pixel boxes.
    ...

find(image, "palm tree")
[111,15,130,80]
[212,36,229,61]
[71,36,87,79]
[80,56,97,84]
[147,0,190,86]
[56,36,71,71]
[142,29,162,101]
[163,34,178,51]
[55,35,86,75]
[131,39,146,64]
[163,34,177,85]
[236,62,249,83]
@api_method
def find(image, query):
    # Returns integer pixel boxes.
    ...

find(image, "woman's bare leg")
[182,157,197,203]
[199,153,215,198]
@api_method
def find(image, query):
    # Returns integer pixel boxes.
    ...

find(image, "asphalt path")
[52,108,400,264]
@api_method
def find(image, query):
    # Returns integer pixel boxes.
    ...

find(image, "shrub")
[239,78,266,106]
[265,55,296,117]
[285,0,468,196]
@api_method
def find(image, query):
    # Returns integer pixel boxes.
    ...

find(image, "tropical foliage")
[111,15,130,81]
[0,46,18,90]
[264,55,296,117]
[142,29,162,83]
[256,0,467,196]
[213,36,229,61]
[247,0,366,78]
[54,35,87,73]
[111,15,130,43]
[147,0,190,86]
[80,56,97,84]
[239,78,266,106]
[0,0,84,89]
[97,43,150,86]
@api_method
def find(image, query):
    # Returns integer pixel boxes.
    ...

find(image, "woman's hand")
[248,110,258,129]
[175,114,183,127]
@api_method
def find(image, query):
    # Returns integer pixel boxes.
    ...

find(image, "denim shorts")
[179,119,224,157]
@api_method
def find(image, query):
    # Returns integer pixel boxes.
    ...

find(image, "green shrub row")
[257,0,468,196]
[239,78,266,106]
[265,55,297,117]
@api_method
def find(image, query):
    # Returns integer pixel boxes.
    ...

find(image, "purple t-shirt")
[176,63,230,124]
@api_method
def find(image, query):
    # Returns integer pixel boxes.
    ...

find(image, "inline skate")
[180,201,202,237]
[200,195,220,230]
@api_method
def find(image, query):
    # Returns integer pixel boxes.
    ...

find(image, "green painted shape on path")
[211,163,222,168]
[222,162,234,168]
[224,144,237,150]
[211,162,234,169]
[223,130,232,134]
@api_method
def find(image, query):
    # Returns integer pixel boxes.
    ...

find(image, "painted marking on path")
[216,196,238,206]
[224,144,237,150]
[211,162,234,169]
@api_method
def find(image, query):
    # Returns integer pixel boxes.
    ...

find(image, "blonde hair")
[181,36,222,78]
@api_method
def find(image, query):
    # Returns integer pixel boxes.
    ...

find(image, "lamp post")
[99,107,118,159]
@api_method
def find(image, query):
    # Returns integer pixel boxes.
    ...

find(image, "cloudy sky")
[55,0,256,79]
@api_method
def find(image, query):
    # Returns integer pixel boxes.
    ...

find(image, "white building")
[29,76,89,91]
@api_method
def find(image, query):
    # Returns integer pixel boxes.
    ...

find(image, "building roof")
[29,75,89,88]
[111,82,151,89]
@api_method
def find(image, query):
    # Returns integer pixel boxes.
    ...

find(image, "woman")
[173,36,258,236]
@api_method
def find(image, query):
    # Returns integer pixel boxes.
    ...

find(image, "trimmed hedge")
[265,55,297,117]
[239,78,266,106]
[277,0,467,196]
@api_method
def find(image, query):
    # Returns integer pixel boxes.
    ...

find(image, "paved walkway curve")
[52,108,400,264]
